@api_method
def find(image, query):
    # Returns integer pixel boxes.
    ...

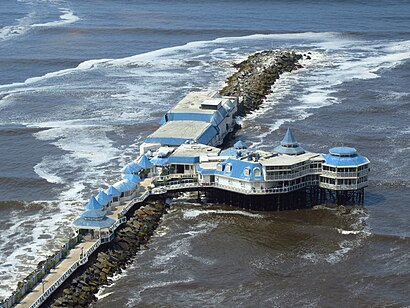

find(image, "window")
[217,163,223,171]
[253,167,261,177]
[243,168,250,176]
[226,164,232,172]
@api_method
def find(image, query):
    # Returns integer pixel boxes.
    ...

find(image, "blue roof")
[196,165,216,175]
[281,128,297,146]
[215,157,264,181]
[85,196,104,210]
[220,147,240,157]
[80,208,106,219]
[168,156,199,164]
[73,216,115,229]
[113,179,136,193]
[121,162,142,174]
[323,152,369,167]
[274,128,305,155]
[234,140,247,149]
[329,147,357,156]
[105,185,121,197]
[96,191,111,206]
[197,125,218,144]
[150,156,169,166]
[138,155,154,168]
[122,173,141,183]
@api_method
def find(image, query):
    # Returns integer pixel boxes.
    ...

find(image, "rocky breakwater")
[49,201,167,308]
[220,50,309,116]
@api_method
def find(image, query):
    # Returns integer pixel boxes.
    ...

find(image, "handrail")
[29,239,101,308]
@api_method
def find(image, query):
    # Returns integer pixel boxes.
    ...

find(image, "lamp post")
[80,246,84,260]
[42,280,45,294]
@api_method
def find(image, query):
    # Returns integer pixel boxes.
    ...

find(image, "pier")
[2,90,370,308]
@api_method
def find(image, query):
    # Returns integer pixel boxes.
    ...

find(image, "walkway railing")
[29,239,101,308]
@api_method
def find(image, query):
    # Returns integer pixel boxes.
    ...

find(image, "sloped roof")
[323,147,369,167]
[105,185,121,197]
[80,208,106,219]
[150,156,169,166]
[281,128,297,146]
[234,140,247,149]
[122,173,141,183]
[274,128,305,155]
[113,179,136,193]
[215,157,264,181]
[96,191,111,206]
[121,162,142,174]
[73,216,115,229]
[85,196,104,210]
[137,155,154,168]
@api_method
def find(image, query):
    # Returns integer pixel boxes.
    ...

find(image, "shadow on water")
[364,191,386,207]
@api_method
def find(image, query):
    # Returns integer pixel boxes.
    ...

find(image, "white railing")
[29,239,102,308]
[155,173,197,181]
[322,171,358,178]
[266,169,321,181]
[211,182,314,195]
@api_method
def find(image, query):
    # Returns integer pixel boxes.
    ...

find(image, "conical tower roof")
[281,128,297,146]
[85,196,104,210]
[274,128,305,155]
[138,155,153,169]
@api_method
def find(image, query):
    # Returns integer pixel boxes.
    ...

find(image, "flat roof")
[170,91,229,114]
[171,143,221,158]
[148,120,211,139]
[259,152,323,166]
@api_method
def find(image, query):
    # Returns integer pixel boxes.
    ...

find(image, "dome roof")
[324,147,369,167]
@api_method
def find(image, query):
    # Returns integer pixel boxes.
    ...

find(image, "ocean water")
[0,0,410,306]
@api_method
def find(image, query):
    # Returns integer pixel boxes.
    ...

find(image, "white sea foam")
[183,208,263,219]
[0,7,79,42]
[0,200,82,298]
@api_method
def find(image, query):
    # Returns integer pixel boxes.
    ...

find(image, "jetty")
[2,51,370,308]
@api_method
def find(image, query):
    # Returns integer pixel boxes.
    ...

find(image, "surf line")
[5,49,369,308]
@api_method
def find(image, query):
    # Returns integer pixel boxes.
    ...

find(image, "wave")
[0,7,79,42]
[183,208,263,219]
